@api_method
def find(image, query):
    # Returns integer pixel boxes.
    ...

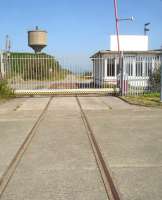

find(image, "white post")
[160,55,162,102]
[105,59,107,79]
[115,58,117,78]
[0,52,5,79]
[120,51,124,96]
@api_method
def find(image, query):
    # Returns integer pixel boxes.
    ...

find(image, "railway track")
[0,97,53,198]
[0,96,121,200]
[76,96,121,200]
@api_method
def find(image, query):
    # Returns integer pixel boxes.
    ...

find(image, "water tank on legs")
[28,26,47,53]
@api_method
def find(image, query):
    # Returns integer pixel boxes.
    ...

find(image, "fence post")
[0,52,5,80]
[160,56,162,102]
[120,51,124,96]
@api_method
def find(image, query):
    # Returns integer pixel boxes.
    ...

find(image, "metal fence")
[0,53,118,95]
[0,53,161,96]
[92,55,161,96]
[122,55,161,96]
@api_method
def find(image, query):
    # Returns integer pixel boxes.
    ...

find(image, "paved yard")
[80,96,162,200]
[0,96,162,200]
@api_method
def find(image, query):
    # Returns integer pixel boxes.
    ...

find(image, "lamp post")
[113,0,120,53]
[113,0,134,95]
[113,0,134,54]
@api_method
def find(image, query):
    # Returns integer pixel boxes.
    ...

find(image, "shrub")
[149,64,161,92]
[0,80,14,98]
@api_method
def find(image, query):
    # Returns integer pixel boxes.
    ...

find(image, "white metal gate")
[0,53,118,95]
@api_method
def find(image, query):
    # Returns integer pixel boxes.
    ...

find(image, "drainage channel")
[76,96,121,200]
[0,97,53,198]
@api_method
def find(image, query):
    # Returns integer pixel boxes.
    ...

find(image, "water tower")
[28,26,47,53]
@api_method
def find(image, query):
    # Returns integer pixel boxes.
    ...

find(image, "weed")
[0,80,15,99]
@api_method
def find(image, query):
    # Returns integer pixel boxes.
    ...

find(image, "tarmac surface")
[0,96,162,200]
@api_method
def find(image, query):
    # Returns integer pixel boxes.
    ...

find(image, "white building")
[110,35,149,51]
[91,35,162,89]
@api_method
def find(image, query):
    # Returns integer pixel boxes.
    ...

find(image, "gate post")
[120,51,124,96]
[0,52,5,80]
[160,56,162,102]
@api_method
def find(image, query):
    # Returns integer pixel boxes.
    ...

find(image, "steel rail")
[76,96,121,200]
[0,97,53,198]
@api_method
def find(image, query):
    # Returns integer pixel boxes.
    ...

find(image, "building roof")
[90,50,162,58]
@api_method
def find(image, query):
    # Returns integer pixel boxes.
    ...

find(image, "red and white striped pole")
[113,0,123,95]
[113,0,134,95]
[113,0,120,54]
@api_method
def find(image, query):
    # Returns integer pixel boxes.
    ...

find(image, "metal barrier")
[0,53,119,95]
[0,53,161,96]
[92,55,161,96]
[122,56,161,96]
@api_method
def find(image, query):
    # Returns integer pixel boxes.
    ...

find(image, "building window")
[136,61,143,77]
[116,64,120,75]
[126,63,133,76]
[107,59,115,76]
[145,62,152,76]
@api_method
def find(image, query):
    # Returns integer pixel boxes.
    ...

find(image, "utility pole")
[113,0,134,96]
[113,0,120,53]
[113,0,123,95]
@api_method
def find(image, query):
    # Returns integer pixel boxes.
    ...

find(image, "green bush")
[0,80,14,98]
[149,64,161,92]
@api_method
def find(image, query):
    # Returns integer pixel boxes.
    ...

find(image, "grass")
[0,80,15,101]
[121,93,162,107]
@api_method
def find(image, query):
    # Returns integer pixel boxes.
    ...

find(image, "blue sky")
[0,0,162,68]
